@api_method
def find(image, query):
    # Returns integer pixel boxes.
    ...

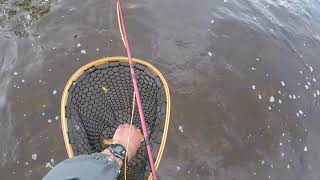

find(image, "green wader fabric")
[43,153,120,180]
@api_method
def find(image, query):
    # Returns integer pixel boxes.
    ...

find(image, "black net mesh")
[65,61,167,179]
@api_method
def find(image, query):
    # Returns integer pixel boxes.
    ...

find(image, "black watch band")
[108,144,127,161]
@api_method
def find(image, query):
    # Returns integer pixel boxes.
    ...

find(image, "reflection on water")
[1,0,320,179]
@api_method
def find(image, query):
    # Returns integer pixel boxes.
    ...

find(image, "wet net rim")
[60,56,171,178]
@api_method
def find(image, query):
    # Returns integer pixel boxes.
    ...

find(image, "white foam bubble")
[32,154,37,160]
[278,99,282,104]
[258,94,262,99]
[268,106,272,110]
[176,166,181,171]
[270,96,275,102]
[52,90,57,95]
[309,66,314,72]
[55,116,59,120]
[305,85,309,90]
[77,43,81,47]
[80,50,87,54]
[252,85,256,90]
[208,52,213,57]
[45,162,53,169]
[304,145,308,152]
[14,72,19,76]
[281,81,286,87]
[299,110,303,115]
[210,19,214,23]
[48,119,52,123]
[178,126,184,133]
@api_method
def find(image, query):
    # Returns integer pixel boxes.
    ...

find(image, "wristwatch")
[108,144,127,161]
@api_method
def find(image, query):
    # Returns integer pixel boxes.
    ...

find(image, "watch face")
[111,144,126,158]
[114,145,124,153]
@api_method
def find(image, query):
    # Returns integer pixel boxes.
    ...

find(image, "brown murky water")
[1,0,320,179]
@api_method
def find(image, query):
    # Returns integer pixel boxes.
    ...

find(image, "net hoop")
[60,56,171,179]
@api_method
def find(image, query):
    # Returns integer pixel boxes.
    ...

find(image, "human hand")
[112,124,144,161]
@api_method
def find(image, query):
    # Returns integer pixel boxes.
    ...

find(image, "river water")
[1,0,320,179]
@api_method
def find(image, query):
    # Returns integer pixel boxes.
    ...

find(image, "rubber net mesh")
[65,61,167,179]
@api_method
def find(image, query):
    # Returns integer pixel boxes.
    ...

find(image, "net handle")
[60,56,171,177]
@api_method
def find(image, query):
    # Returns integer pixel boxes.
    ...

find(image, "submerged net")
[63,60,167,179]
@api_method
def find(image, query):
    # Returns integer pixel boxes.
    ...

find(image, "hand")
[112,124,144,161]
